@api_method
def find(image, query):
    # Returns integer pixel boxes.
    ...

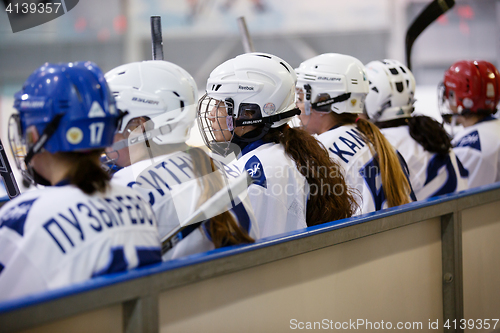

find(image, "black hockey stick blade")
[0,138,20,199]
[150,16,164,61]
[405,0,455,71]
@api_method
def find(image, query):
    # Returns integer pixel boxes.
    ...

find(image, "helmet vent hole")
[406,80,410,88]
[72,84,82,102]
[214,84,222,91]
[133,87,139,90]
[118,71,126,75]
[389,68,399,75]
[280,62,291,73]
[399,66,407,74]
[395,82,404,92]
[59,100,70,109]
[256,54,271,59]
[371,86,379,93]
[172,91,180,97]
[351,79,358,85]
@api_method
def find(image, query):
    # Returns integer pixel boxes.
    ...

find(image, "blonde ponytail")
[188,147,254,248]
[333,113,412,208]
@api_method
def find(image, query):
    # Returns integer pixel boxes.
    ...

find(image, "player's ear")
[138,116,154,132]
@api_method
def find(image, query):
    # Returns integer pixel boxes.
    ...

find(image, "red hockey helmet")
[441,60,500,116]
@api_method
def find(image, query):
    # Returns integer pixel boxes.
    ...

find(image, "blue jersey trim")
[1,182,500,313]
[241,139,267,156]
[0,198,38,236]
[54,179,71,187]
[91,247,128,278]
[476,115,496,124]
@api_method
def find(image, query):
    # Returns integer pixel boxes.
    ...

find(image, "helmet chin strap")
[24,113,64,166]
[232,123,272,143]
[302,83,351,114]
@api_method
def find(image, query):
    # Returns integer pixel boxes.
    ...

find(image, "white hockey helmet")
[364,59,416,122]
[105,60,197,145]
[197,52,300,150]
[295,53,369,115]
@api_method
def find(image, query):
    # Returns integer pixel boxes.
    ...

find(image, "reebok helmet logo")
[239,85,254,91]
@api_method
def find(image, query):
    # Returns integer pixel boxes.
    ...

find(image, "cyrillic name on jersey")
[42,195,155,254]
[128,155,194,206]
[328,128,366,163]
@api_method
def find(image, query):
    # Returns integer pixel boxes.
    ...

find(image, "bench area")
[1,183,499,333]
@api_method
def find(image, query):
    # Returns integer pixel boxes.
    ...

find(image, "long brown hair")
[333,113,412,208]
[188,147,254,248]
[377,116,452,155]
[262,125,358,226]
[62,150,110,194]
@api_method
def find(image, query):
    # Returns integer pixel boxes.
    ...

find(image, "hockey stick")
[237,16,255,53]
[0,138,20,199]
[150,16,164,61]
[161,171,252,254]
[405,0,455,70]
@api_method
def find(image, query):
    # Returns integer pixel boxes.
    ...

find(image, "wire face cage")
[197,93,236,157]
[7,114,32,183]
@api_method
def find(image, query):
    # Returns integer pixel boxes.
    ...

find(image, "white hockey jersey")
[451,116,500,188]
[317,124,415,215]
[381,126,468,200]
[224,141,309,239]
[0,183,161,301]
[112,149,258,260]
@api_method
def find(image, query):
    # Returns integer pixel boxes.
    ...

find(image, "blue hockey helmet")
[8,61,120,180]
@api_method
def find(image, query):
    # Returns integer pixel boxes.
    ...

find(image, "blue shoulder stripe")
[0,198,38,236]
[245,155,267,188]
[455,130,481,151]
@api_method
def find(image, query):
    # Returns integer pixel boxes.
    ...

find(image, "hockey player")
[105,60,256,259]
[197,52,358,239]
[0,62,161,301]
[365,59,468,200]
[295,53,415,214]
[440,60,500,188]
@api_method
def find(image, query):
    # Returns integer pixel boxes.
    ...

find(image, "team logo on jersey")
[245,156,267,188]
[0,198,38,236]
[66,127,83,145]
[455,130,481,151]
[263,103,276,115]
